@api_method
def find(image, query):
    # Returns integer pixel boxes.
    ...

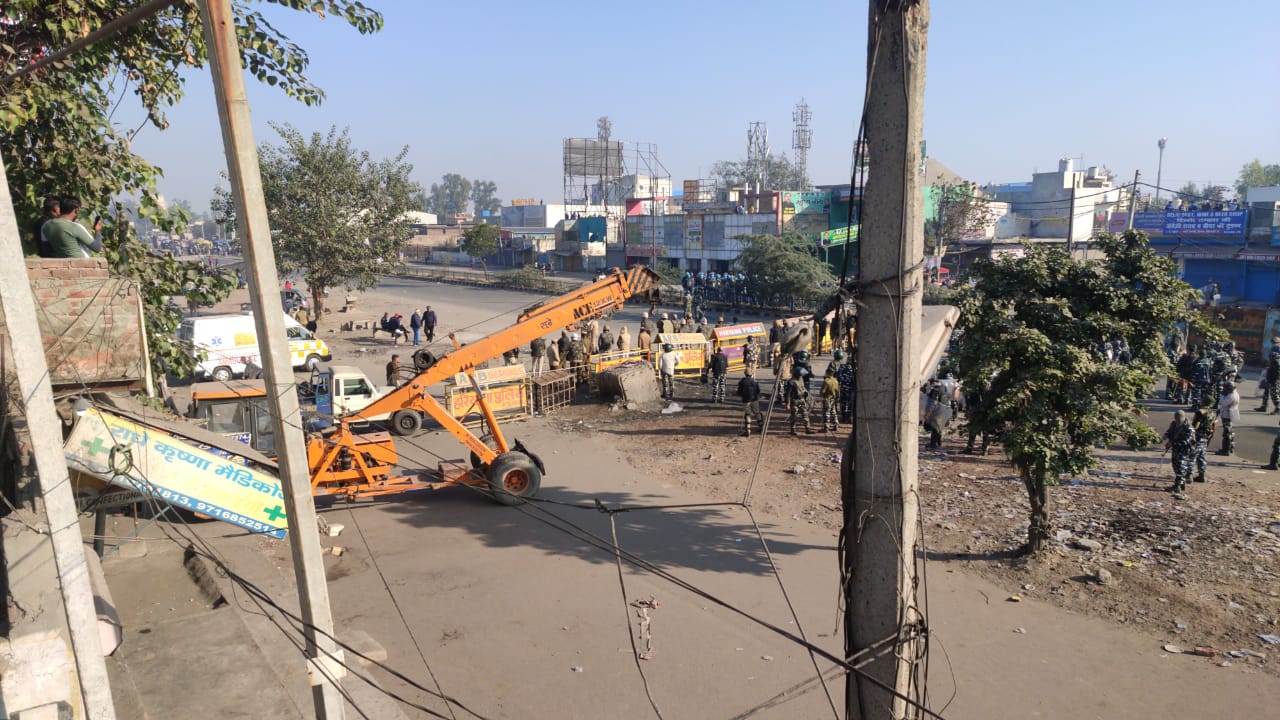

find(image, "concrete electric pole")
[845,1,930,718]
[197,1,347,717]
[0,160,117,720]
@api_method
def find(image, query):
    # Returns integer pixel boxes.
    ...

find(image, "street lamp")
[1156,137,1168,203]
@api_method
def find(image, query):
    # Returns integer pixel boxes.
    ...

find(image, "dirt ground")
[555,373,1280,677]
[135,276,1279,719]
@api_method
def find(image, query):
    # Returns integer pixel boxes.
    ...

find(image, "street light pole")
[1155,137,1167,203]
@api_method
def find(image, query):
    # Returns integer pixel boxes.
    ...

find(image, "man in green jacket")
[41,196,103,258]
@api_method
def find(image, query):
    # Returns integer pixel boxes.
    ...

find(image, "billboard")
[1108,210,1248,237]
[821,225,860,245]
[781,190,829,215]
[65,409,288,538]
[563,138,625,178]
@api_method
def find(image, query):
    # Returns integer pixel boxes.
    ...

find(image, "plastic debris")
[1007,595,1021,603]
[1162,644,1183,654]
[1258,634,1280,645]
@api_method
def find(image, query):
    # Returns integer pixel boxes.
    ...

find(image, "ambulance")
[178,312,332,381]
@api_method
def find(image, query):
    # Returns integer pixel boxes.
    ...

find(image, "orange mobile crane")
[306,265,660,504]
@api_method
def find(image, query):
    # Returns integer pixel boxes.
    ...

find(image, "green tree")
[0,0,381,376]
[926,182,995,279]
[951,231,1207,554]
[711,153,808,192]
[734,232,834,307]
[226,123,420,321]
[1175,181,1201,202]
[460,223,500,277]
[471,180,501,217]
[425,173,473,218]
[1234,159,1280,199]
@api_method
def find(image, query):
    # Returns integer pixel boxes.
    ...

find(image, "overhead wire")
[87,249,937,716]
[52,302,485,720]
[96,449,485,720]
[384,426,946,718]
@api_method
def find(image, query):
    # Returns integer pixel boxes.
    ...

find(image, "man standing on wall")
[42,196,104,258]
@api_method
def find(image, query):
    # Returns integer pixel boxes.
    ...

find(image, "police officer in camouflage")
[833,350,854,422]
[786,367,814,435]
[1163,410,1195,494]
[1189,406,1217,484]
[708,346,729,402]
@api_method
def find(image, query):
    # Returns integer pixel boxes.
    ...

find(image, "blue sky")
[127,0,1280,210]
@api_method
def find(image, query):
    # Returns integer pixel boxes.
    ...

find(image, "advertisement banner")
[781,191,830,215]
[1162,210,1248,236]
[820,225,860,244]
[453,364,527,387]
[653,333,708,376]
[1109,210,1248,237]
[446,382,529,420]
[64,409,288,538]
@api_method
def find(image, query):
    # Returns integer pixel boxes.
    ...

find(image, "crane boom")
[318,265,660,474]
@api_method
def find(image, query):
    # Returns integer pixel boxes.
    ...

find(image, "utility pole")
[0,165,116,718]
[197,1,347,717]
[1066,184,1076,260]
[1126,169,1141,230]
[1155,138,1167,202]
[845,1,929,718]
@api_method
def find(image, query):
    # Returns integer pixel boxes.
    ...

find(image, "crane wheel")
[391,409,421,435]
[487,452,541,506]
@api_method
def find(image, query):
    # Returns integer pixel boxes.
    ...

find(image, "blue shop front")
[1110,209,1280,304]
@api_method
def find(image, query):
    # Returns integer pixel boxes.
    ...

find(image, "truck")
[178,311,332,381]
[306,266,660,505]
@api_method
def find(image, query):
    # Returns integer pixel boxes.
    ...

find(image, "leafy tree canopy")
[424,173,472,218]
[926,182,996,256]
[1234,159,1280,200]
[221,123,419,321]
[471,179,501,217]
[460,222,499,275]
[460,222,499,258]
[951,231,1208,553]
[711,153,808,192]
[734,232,834,306]
[0,0,382,377]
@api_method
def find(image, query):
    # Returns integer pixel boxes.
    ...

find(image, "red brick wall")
[0,259,145,389]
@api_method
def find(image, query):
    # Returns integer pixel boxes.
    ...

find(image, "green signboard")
[820,225,860,245]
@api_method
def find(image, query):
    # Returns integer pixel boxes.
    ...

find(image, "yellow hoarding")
[446,382,529,420]
[712,322,767,371]
[64,409,288,538]
[452,364,527,387]
[653,333,708,376]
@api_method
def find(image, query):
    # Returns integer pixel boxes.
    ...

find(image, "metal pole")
[1155,138,1167,203]
[0,162,116,718]
[846,1,929,717]
[196,2,347,717]
[1066,184,1076,259]
[1126,169,1141,231]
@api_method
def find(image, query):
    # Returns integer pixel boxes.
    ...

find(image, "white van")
[178,312,332,381]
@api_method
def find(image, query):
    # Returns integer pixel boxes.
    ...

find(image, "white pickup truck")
[308,365,397,422]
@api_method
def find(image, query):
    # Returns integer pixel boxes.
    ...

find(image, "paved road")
[1143,382,1279,469]
[136,278,1280,719]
